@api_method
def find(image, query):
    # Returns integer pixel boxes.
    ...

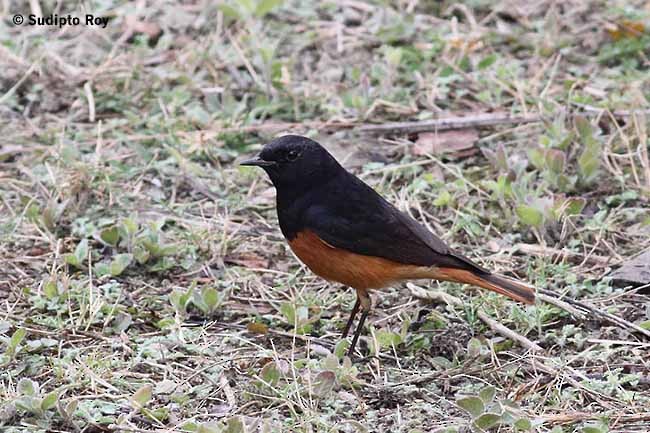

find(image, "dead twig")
[539,411,650,425]
[513,243,612,267]
[536,292,586,319]
[358,112,543,135]
[357,108,650,135]
[537,288,650,339]
[407,283,543,352]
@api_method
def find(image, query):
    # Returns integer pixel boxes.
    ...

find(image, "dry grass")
[1,1,650,432]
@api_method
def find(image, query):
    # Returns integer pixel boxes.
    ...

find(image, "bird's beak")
[240,156,276,167]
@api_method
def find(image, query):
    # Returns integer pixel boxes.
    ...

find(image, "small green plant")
[369,323,408,356]
[581,420,609,433]
[94,253,133,277]
[456,385,533,431]
[64,238,89,269]
[218,0,284,21]
[65,216,186,278]
[192,287,228,316]
[13,379,60,418]
[575,116,603,185]
[321,352,359,388]
[182,416,248,433]
[169,287,194,317]
[257,359,288,389]
[168,284,229,318]
[0,328,27,366]
[279,302,319,334]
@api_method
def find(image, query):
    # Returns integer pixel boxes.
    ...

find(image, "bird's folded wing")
[303,196,487,273]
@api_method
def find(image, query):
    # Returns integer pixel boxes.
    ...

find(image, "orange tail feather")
[431,268,536,304]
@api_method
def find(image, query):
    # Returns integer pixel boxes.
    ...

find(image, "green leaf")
[41,390,59,410]
[528,147,546,169]
[456,396,484,417]
[145,407,169,422]
[182,422,200,432]
[575,116,593,143]
[18,378,38,397]
[260,361,281,386]
[605,190,638,206]
[94,262,110,277]
[8,328,27,353]
[280,302,296,326]
[191,291,209,314]
[121,217,138,237]
[109,254,133,276]
[225,417,246,433]
[546,149,566,174]
[578,144,601,182]
[218,4,241,20]
[43,280,58,299]
[478,54,497,69]
[64,399,78,417]
[64,253,80,267]
[478,385,496,404]
[255,0,283,17]
[467,337,483,357]
[516,205,544,227]
[384,46,403,67]
[514,418,532,431]
[133,244,150,264]
[575,116,601,183]
[15,396,41,414]
[74,239,89,266]
[343,421,368,433]
[458,55,471,72]
[202,287,221,311]
[582,427,605,433]
[113,312,133,333]
[131,384,152,409]
[322,353,339,370]
[197,423,224,433]
[433,190,451,206]
[156,317,175,329]
[169,288,193,313]
[100,226,120,246]
[375,329,402,349]
[312,371,336,397]
[563,198,586,216]
[240,0,256,14]
[334,339,349,359]
[200,423,224,433]
[430,356,452,369]
[295,305,308,323]
[474,413,502,429]
[639,320,650,330]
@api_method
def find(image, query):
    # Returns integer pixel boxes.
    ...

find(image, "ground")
[1,1,650,432]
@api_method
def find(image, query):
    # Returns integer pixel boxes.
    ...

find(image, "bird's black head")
[241,135,342,196]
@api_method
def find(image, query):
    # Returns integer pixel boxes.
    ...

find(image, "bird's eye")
[286,150,299,161]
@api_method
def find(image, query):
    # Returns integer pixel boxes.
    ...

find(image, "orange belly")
[287,230,535,304]
[288,230,433,290]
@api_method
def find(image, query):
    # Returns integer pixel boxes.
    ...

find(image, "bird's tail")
[428,268,536,304]
[478,272,536,304]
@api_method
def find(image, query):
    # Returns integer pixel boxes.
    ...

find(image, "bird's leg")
[341,296,360,338]
[347,289,371,357]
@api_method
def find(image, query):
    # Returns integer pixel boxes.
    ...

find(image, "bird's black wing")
[302,174,488,273]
